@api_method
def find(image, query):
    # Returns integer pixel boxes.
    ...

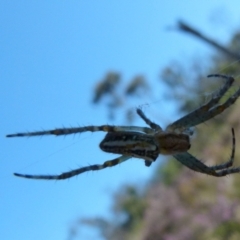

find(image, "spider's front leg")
[14,155,131,180]
[6,109,159,139]
[6,125,154,138]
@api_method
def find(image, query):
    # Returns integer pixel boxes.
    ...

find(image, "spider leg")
[136,108,162,131]
[210,166,240,177]
[207,127,240,177]
[173,152,217,174]
[167,74,235,131]
[14,155,131,180]
[6,125,154,138]
[195,86,240,126]
[209,128,235,170]
[174,128,237,176]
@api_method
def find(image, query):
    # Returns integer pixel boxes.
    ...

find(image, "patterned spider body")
[6,74,240,180]
[100,131,190,162]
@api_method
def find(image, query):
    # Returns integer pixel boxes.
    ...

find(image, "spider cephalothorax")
[6,74,240,180]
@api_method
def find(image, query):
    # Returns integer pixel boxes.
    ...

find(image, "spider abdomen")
[155,132,190,155]
[100,131,159,161]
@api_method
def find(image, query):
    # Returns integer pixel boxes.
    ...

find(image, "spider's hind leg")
[167,74,235,131]
[209,128,235,171]
[173,128,239,177]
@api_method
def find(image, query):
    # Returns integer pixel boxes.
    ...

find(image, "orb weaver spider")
[6,74,240,180]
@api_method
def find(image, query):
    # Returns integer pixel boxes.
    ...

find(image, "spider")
[6,74,240,180]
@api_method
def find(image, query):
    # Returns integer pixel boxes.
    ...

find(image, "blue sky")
[2,1,240,239]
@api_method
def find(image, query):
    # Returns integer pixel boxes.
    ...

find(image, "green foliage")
[212,221,240,240]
